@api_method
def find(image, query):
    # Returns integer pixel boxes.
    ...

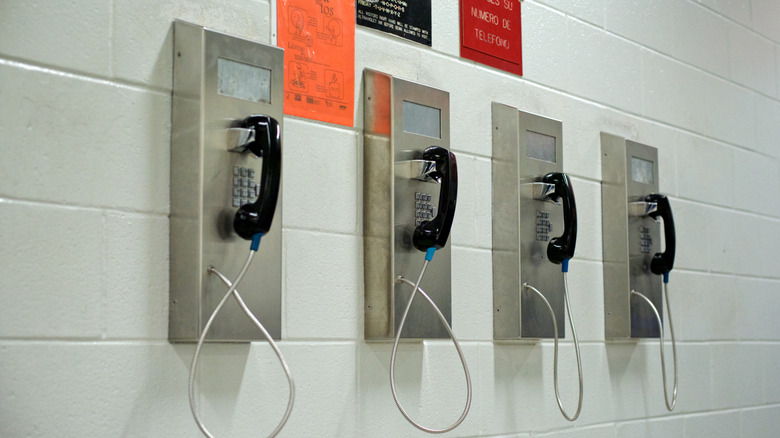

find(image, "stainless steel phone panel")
[363,70,452,340]
[492,103,565,340]
[169,22,284,342]
[601,134,662,339]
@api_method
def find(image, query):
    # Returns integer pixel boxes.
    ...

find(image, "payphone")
[363,70,471,433]
[169,22,294,436]
[491,103,583,421]
[601,133,678,411]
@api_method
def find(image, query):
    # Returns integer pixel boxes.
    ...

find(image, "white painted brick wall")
[1,0,779,436]
[699,0,752,27]
[751,0,780,42]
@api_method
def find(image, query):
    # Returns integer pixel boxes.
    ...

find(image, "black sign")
[356,0,432,46]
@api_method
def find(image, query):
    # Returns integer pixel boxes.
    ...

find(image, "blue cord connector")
[425,247,437,262]
[561,258,570,273]
[663,272,669,284]
[250,233,264,252]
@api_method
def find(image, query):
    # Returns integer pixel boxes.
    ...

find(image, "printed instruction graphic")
[277,0,355,127]
[289,61,309,92]
[326,70,342,99]
[290,8,306,35]
[325,18,343,46]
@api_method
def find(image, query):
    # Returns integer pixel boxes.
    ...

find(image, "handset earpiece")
[645,193,675,276]
[233,115,281,240]
[413,146,458,252]
[542,172,577,264]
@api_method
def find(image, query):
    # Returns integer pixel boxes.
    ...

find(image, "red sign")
[460,0,522,76]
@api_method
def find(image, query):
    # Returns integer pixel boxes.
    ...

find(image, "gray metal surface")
[169,22,284,342]
[601,134,663,339]
[363,69,452,340]
[491,103,566,340]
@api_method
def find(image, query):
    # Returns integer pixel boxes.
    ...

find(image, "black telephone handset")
[413,146,458,252]
[645,193,675,277]
[233,115,282,240]
[542,172,577,265]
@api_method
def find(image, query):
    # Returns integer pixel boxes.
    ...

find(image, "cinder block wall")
[1,1,779,436]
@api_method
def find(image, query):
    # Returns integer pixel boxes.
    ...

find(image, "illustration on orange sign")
[278,0,355,127]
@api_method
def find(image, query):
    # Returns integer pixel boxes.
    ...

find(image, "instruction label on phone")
[277,0,355,127]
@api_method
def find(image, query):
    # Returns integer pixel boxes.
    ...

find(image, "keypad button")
[240,167,248,177]
[233,187,241,196]
[248,179,255,188]
[232,198,241,207]
[248,169,256,178]
[233,166,240,176]
[233,177,240,186]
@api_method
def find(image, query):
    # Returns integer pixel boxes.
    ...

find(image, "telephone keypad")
[232,166,261,207]
[639,226,652,254]
[536,210,552,242]
[414,191,436,226]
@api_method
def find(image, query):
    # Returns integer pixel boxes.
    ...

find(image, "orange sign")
[277,0,355,127]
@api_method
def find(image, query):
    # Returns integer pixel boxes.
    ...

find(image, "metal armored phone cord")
[630,273,678,411]
[522,260,583,421]
[188,234,295,438]
[391,247,473,434]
